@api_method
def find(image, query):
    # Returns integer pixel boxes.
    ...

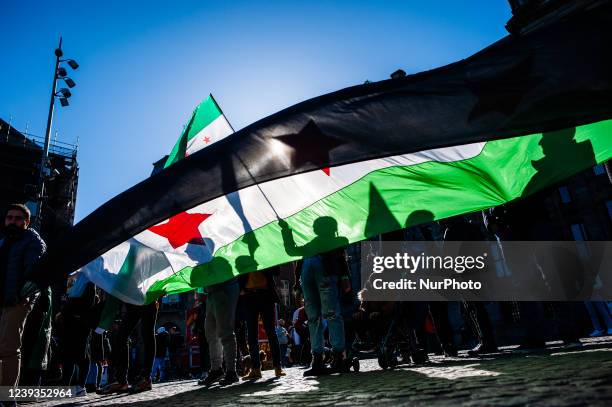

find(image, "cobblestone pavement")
[37,336,612,407]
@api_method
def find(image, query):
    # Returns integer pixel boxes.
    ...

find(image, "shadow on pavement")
[85,342,612,407]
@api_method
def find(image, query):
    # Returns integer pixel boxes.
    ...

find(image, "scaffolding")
[0,118,79,241]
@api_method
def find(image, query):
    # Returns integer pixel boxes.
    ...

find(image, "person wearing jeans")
[584,301,612,336]
[300,254,346,374]
[199,277,240,386]
[276,320,290,368]
[151,327,169,382]
[280,217,351,376]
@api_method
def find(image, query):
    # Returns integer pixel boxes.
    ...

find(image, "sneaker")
[589,329,605,337]
[219,370,239,386]
[274,367,286,377]
[199,371,209,381]
[129,377,152,394]
[96,382,129,394]
[74,386,87,397]
[467,342,498,356]
[198,368,224,386]
[242,367,262,381]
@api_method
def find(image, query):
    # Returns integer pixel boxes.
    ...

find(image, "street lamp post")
[34,36,78,231]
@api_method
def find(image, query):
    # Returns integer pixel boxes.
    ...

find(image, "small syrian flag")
[164,94,233,168]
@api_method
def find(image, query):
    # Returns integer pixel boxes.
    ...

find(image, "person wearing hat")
[151,326,170,382]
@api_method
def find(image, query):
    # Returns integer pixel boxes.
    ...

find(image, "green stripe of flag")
[144,120,612,302]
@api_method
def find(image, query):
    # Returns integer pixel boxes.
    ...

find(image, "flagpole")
[210,93,281,220]
[236,155,280,220]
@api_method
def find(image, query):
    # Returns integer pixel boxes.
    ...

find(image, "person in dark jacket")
[88,329,105,392]
[19,285,53,386]
[237,257,286,380]
[97,297,159,394]
[484,196,584,350]
[441,216,498,356]
[59,272,98,396]
[0,203,46,388]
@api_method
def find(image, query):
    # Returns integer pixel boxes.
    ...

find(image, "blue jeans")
[301,256,345,354]
[584,301,612,331]
[151,356,166,381]
[279,344,288,367]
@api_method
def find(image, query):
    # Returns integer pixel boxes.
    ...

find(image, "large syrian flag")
[41,3,612,304]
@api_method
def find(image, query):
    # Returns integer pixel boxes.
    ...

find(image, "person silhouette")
[279,217,350,376]
[193,257,241,387]
[493,127,598,350]
[404,210,458,356]
[235,255,286,380]
[522,127,597,199]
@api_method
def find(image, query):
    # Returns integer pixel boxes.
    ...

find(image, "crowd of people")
[1,193,611,403]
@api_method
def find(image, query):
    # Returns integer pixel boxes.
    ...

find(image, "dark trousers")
[115,302,158,384]
[519,301,546,344]
[62,315,92,387]
[554,302,580,342]
[244,292,281,369]
[463,301,496,347]
[429,302,456,351]
[520,301,580,344]
[197,331,211,374]
[235,297,250,361]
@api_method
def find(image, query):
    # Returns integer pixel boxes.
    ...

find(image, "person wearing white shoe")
[74,385,87,397]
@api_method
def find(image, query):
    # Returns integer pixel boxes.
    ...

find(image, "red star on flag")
[204,136,211,144]
[148,211,212,249]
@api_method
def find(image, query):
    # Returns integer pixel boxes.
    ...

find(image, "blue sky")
[1,1,511,221]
